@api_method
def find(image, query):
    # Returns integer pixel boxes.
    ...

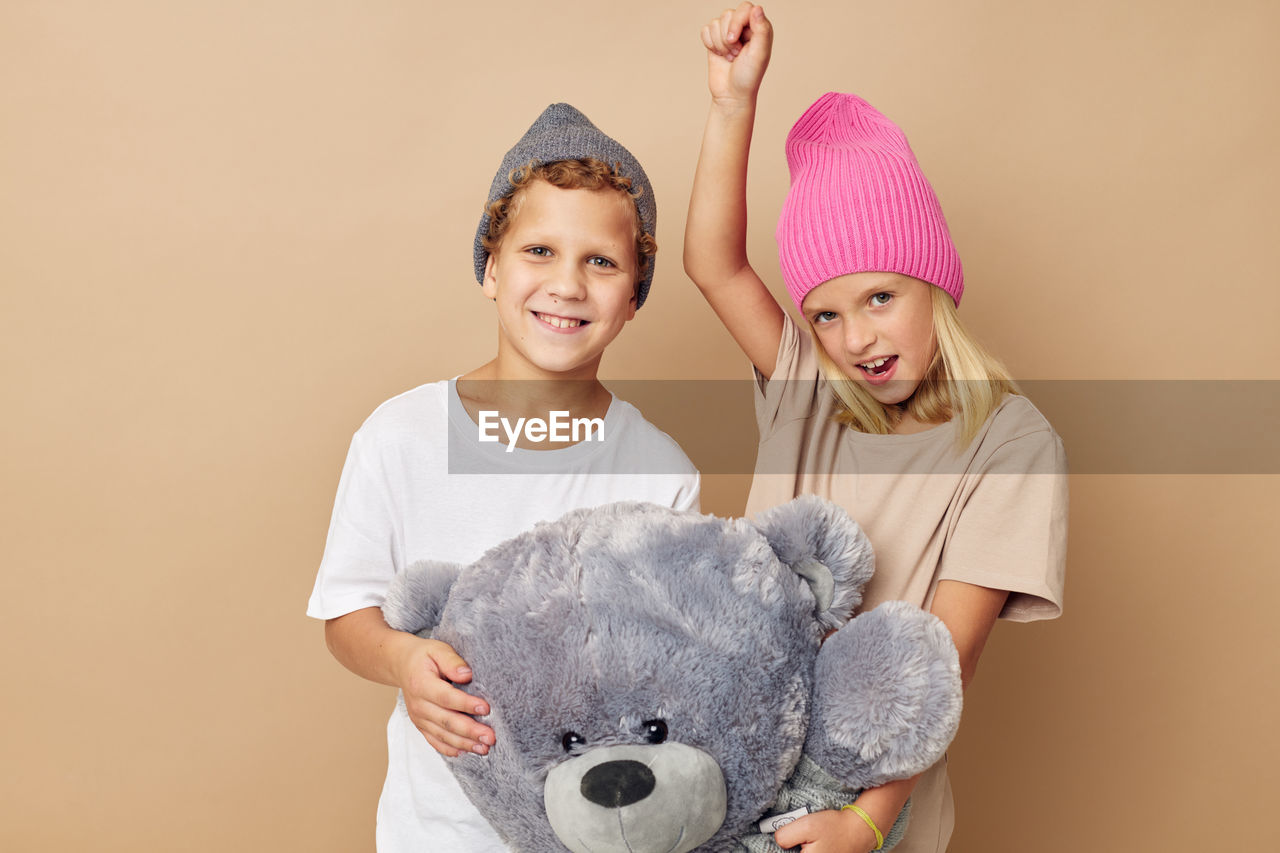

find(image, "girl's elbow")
[682,253,716,293]
[681,245,704,280]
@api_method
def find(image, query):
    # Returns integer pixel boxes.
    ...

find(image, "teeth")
[860,357,890,369]
[537,313,582,329]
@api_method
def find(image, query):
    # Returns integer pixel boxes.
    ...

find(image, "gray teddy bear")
[382,496,962,852]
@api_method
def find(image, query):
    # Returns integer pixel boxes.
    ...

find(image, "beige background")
[2,1,1276,850]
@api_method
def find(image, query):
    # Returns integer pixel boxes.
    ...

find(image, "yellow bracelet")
[841,803,885,851]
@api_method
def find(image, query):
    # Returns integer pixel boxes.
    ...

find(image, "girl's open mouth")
[858,355,897,378]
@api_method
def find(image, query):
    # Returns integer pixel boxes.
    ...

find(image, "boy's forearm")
[325,606,415,689]
[327,607,492,754]
[683,97,759,289]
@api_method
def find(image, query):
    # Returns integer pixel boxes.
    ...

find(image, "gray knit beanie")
[473,103,657,308]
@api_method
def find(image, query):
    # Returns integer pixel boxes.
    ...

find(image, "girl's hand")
[773,807,879,853]
[395,636,496,757]
[701,2,773,107]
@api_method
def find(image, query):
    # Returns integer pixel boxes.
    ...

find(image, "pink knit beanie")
[776,92,963,311]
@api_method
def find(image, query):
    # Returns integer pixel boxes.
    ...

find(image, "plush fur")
[382,497,961,853]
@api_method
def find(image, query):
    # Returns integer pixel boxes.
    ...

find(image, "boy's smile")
[483,180,639,381]
[533,312,586,330]
[803,271,937,407]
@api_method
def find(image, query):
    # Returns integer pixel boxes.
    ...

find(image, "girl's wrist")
[840,803,885,851]
[709,93,758,115]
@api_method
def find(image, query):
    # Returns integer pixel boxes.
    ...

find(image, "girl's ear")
[382,560,464,637]
[750,495,875,631]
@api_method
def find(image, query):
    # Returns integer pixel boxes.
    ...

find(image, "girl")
[685,6,1067,853]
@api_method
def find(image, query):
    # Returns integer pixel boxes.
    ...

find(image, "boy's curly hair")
[480,158,657,286]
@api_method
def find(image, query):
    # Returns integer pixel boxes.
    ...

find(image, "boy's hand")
[396,636,496,757]
[773,807,879,853]
[701,2,773,107]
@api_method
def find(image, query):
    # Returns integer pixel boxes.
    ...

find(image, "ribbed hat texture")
[776,92,963,311]
[473,103,657,308]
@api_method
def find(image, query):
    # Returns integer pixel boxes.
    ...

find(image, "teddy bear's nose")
[579,759,656,808]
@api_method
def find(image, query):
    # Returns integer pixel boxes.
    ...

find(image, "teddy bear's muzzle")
[544,742,727,853]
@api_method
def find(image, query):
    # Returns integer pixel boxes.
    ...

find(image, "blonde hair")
[813,286,1016,445]
[480,158,657,284]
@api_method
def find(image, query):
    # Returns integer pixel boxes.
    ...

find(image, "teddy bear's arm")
[803,601,963,791]
[381,559,463,636]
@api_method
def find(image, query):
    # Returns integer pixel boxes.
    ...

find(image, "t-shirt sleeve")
[674,470,701,513]
[306,428,399,619]
[612,399,703,513]
[938,428,1069,622]
[753,313,823,440]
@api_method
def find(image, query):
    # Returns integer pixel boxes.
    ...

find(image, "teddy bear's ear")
[381,559,464,636]
[749,495,875,631]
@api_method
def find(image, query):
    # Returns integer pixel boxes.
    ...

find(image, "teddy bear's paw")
[804,601,962,789]
[543,742,727,853]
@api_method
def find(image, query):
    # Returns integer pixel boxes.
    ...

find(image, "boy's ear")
[481,253,498,299]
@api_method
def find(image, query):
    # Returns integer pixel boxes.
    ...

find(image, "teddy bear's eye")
[561,731,586,753]
[642,719,668,744]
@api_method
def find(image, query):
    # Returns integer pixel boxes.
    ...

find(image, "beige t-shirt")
[745,316,1068,852]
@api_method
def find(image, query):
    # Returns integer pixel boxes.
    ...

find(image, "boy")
[307,104,700,851]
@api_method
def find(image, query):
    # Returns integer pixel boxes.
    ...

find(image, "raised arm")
[684,3,785,378]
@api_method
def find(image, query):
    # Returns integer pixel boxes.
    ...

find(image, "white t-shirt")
[308,379,700,852]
